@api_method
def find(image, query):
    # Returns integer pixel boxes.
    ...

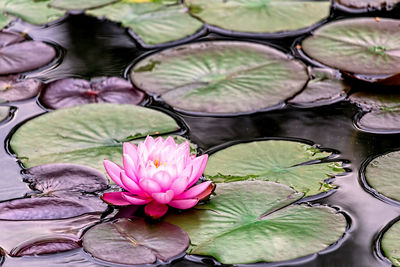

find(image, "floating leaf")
[302,18,400,78]
[0,13,12,29]
[0,31,24,47]
[131,41,308,114]
[335,0,400,9]
[165,181,346,264]
[184,0,330,34]
[50,0,119,10]
[86,1,203,46]
[364,151,400,202]
[0,106,9,122]
[382,220,400,266]
[40,77,145,109]
[289,68,349,107]
[0,32,56,75]
[0,213,100,256]
[10,104,181,176]
[83,218,189,265]
[204,140,344,196]
[0,75,42,102]
[0,0,65,25]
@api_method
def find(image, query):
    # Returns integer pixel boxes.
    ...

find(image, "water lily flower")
[102,136,211,219]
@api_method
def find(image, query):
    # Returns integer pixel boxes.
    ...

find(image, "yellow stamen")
[154,158,160,168]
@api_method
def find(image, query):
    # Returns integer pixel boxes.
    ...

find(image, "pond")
[1,0,400,266]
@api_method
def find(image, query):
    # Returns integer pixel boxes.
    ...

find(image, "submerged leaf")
[0,75,42,102]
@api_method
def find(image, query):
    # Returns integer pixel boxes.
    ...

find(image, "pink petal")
[102,192,131,206]
[120,172,148,197]
[123,143,138,163]
[122,193,152,205]
[152,171,173,190]
[187,154,208,188]
[144,136,155,150]
[170,176,189,196]
[104,160,126,190]
[176,181,212,200]
[152,190,174,204]
[139,179,162,194]
[169,199,198,209]
[144,201,168,219]
[123,153,138,182]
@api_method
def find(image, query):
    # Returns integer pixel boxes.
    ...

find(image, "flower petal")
[123,142,138,163]
[168,199,198,210]
[170,176,189,196]
[102,192,131,206]
[104,160,126,190]
[152,190,174,204]
[152,170,173,190]
[122,193,152,205]
[123,153,138,182]
[144,201,168,219]
[139,179,162,194]
[187,154,208,188]
[176,181,212,200]
[120,172,148,197]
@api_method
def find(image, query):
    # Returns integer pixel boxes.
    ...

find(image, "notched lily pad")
[0,32,56,75]
[87,1,203,46]
[165,181,347,264]
[0,213,101,256]
[131,41,308,114]
[302,18,400,85]
[10,104,182,176]
[381,219,400,266]
[0,75,43,102]
[40,77,145,109]
[185,0,330,35]
[82,218,189,265]
[335,0,400,10]
[205,140,345,197]
[50,0,119,10]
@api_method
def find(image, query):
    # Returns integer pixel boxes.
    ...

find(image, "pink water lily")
[102,136,211,219]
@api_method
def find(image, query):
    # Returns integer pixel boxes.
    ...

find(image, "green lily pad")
[165,181,346,264]
[0,106,9,122]
[0,0,65,25]
[0,12,11,29]
[382,220,400,266]
[204,140,345,197]
[364,151,400,202]
[86,0,203,46]
[50,0,118,10]
[335,0,400,10]
[82,218,189,265]
[10,103,181,176]
[131,41,308,114]
[184,0,330,35]
[302,18,400,76]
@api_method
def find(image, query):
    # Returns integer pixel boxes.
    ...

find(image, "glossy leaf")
[50,0,118,10]
[0,13,12,29]
[40,77,145,109]
[0,31,24,47]
[165,181,346,264]
[0,213,100,256]
[382,220,400,266]
[0,75,42,102]
[87,1,203,46]
[10,104,181,176]
[185,0,330,34]
[0,106,9,122]
[83,218,189,265]
[336,0,400,9]
[302,18,400,76]
[131,41,308,114]
[205,140,345,196]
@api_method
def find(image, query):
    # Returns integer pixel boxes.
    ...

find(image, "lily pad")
[131,41,308,114]
[204,140,345,197]
[335,0,400,10]
[349,92,400,132]
[165,181,346,264]
[0,32,56,75]
[184,0,330,35]
[10,104,181,175]
[0,0,65,25]
[302,18,400,77]
[0,31,24,47]
[0,75,43,102]
[289,68,349,107]
[0,13,12,29]
[87,1,203,46]
[82,218,189,265]
[0,213,101,256]
[40,77,145,109]
[381,219,400,266]
[0,106,10,122]
[364,151,400,202]
[50,0,118,10]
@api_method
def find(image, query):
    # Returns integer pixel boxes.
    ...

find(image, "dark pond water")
[1,4,400,267]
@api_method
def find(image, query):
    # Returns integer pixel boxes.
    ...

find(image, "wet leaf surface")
[0,31,24,47]
[83,218,189,265]
[381,219,400,266]
[131,41,308,114]
[336,0,400,9]
[0,13,12,29]
[0,106,10,122]
[0,213,101,256]
[205,140,345,197]
[40,77,145,109]
[87,1,203,46]
[165,181,346,264]
[50,0,118,10]
[185,0,330,34]
[0,75,42,102]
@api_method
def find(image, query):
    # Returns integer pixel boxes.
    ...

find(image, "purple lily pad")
[82,218,189,265]
[0,32,56,75]
[0,213,101,256]
[0,75,43,102]
[40,77,145,109]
